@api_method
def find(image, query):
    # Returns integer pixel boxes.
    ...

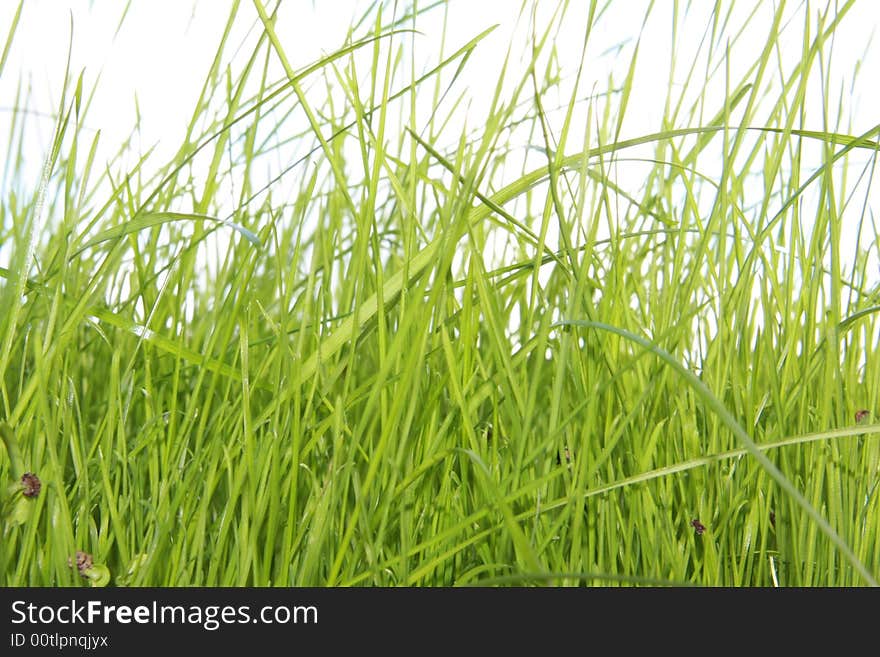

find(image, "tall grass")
[1,0,879,586]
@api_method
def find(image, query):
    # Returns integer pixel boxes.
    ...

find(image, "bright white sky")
[1,1,879,281]
[4,1,878,164]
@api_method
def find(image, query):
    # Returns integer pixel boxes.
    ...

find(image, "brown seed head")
[68,551,94,576]
[21,472,41,498]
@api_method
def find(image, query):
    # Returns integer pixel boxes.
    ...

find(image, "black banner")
[0,586,872,652]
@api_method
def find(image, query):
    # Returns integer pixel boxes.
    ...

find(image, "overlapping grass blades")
[1,1,878,585]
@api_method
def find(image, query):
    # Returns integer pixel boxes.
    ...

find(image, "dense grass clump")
[1,1,879,586]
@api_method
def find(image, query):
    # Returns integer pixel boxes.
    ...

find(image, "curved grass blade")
[72,211,261,257]
[545,424,880,505]
[554,319,878,586]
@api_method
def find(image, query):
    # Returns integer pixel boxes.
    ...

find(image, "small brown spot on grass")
[68,551,94,577]
[556,447,572,465]
[20,472,41,498]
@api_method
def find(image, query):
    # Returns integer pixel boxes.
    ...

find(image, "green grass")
[2,0,879,586]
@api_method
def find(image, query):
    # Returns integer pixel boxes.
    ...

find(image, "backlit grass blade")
[72,211,261,256]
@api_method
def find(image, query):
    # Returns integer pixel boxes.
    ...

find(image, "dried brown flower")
[68,551,94,576]
[21,472,41,498]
